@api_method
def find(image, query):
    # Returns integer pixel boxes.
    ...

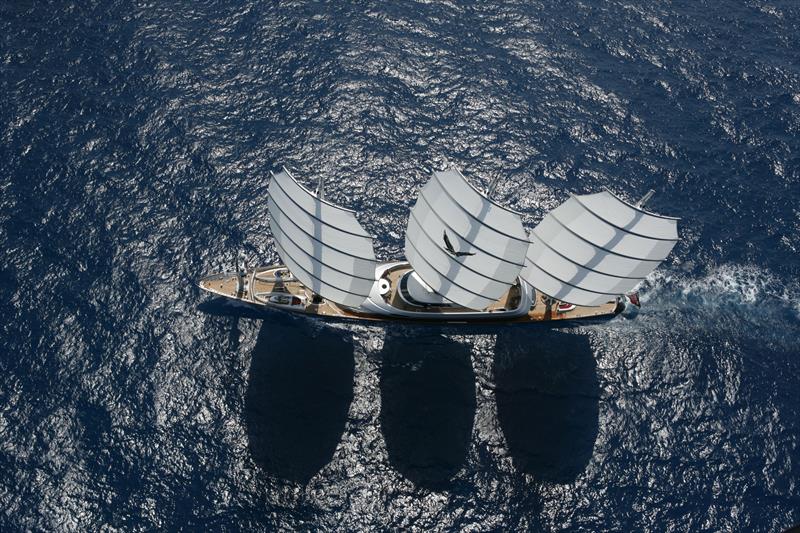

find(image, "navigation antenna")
[636,189,655,208]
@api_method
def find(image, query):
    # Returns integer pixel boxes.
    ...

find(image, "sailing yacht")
[199,168,679,323]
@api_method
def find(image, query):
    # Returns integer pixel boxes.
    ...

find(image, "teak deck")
[199,264,622,323]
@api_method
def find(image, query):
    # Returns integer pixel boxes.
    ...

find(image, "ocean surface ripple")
[1,1,799,531]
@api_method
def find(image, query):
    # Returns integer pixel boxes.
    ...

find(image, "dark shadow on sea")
[494,327,599,483]
[201,298,599,484]
[379,330,476,490]
[244,313,354,484]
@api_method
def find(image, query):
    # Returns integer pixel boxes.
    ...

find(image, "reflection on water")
[245,314,354,484]
[494,328,599,483]
[380,330,476,489]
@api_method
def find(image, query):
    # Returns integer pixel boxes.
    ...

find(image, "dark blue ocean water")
[2,0,799,530]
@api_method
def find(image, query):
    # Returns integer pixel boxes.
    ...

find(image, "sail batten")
[413,190,526,268]
[267,169,376,308]
[268,195,374,263]
[404,169,529,310]
[429,170,529,243]
[405,235,497,309]
[539,215,662,266]
[521,190,678,306]
[572,195,679,242]
[525,242,647,295]
[271,240,371,297]
[269,170,369,238]
[549,202,676,261]
[527,233,646,281]
[268,205,376,282]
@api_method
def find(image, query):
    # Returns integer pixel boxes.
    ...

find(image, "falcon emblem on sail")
[442,230,475,257]
[404,169,530,310]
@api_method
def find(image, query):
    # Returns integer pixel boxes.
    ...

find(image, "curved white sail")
[267,169,377,308]
[521,190,679,306]
[404,169,529,310]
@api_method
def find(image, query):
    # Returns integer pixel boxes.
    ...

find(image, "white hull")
[199,261,623,324]
[357,261,531,320]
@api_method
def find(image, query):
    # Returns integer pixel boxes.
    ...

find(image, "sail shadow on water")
[494,328,599,483]
[379,330,476,490]
[245,314,354,484]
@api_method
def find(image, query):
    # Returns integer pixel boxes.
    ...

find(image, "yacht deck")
[199,264,621,323]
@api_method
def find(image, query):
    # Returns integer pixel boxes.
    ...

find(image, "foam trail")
[638,264,799,312]
[583,264,800,346]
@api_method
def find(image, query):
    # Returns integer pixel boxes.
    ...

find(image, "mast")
[636,189,655,208]
[267,169,376,308]
[403,169,529,310]
[316,174,325,201]
[485,174,503,198]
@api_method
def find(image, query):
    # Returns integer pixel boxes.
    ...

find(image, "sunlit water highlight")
[1,1,799,530]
